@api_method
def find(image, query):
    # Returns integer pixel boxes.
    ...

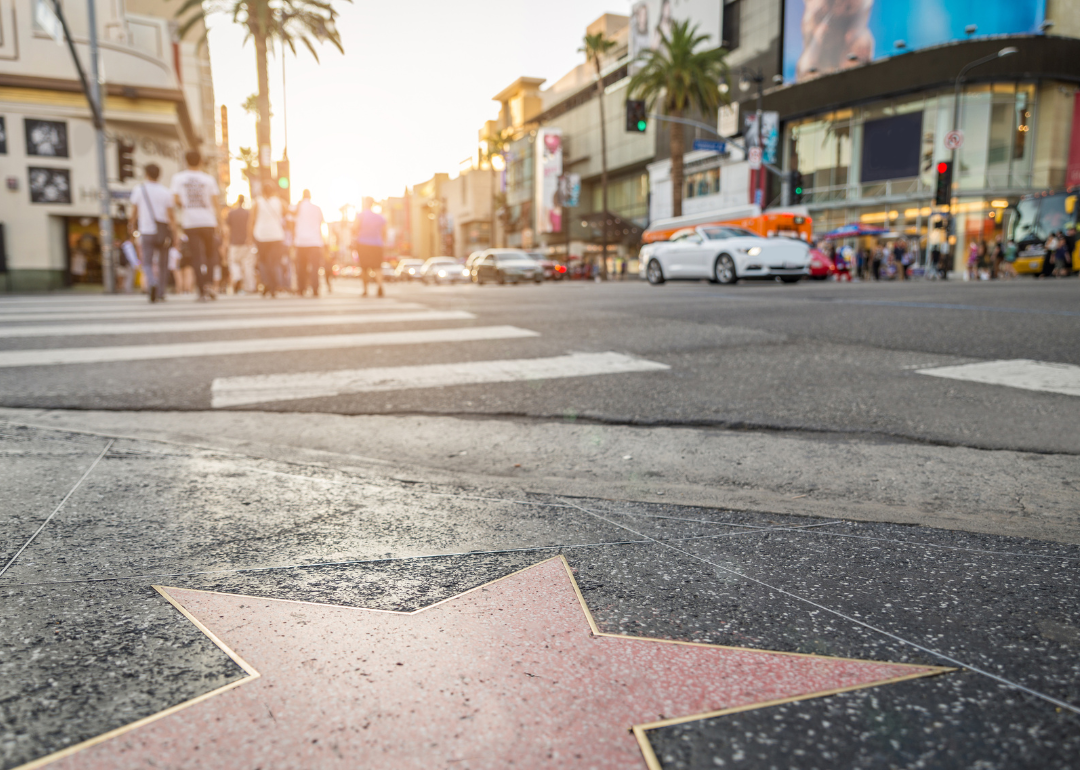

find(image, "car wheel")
[714,254,738,285]
[497,273,506,285]
[646,259,665,285]
[780,276,801,284]
[534,276,543,284]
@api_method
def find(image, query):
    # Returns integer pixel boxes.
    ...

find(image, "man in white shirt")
[170,150,221,301]
[293,189,325,297]
[128,163,176,302]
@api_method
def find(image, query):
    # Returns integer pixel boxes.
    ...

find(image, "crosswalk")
[0,292,670,407]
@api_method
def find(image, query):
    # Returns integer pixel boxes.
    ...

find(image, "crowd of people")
[816,229,1075,282]
[120,150,390,301]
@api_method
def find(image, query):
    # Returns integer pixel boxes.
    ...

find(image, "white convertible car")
[639,225,811,285]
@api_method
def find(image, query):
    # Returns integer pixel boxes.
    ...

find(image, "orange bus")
[642,205,813,244]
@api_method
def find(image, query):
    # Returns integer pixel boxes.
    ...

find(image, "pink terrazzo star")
[41,557,945,769]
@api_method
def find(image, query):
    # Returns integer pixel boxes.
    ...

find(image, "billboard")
[535,129,563,234]
[629,0,722,64]
[782,0,1046,84]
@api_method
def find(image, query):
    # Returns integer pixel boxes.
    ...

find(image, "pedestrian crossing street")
[0,292,670,407]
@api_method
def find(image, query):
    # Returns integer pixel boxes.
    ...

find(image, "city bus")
[642,205,813,244]
[1008,187,1080,274]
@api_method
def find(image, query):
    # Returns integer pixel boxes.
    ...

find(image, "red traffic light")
[937,162,948,174]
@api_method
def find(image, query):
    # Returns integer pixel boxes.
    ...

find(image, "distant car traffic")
[471,249,543,284]
[421,257,470,284]
[524,251,567,280]
[639,225,811,285]
[807,248,837,280]
[395,259,425,281]
[381,262,396,282]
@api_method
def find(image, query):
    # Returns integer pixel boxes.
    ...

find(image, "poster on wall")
[782,0,1046,84]
[535,129,563,234]
[25,119,69,157]
[28,167,72,204]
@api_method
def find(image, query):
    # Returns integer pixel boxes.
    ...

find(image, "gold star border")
[15,556,952,770]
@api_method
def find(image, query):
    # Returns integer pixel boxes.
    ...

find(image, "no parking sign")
[944,130,965,151]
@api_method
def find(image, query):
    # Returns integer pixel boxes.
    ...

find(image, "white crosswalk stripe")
[0,295,671,406]
[0,326,538,368]
[211,352,671,407]
[917,359,1080,398]
[0,310,475,338]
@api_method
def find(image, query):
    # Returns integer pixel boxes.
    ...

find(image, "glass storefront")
[786,82,1039,204]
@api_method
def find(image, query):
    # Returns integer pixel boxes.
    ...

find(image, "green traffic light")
[794,187,802,194]
[278,178,289,189]
[637,120,646,131]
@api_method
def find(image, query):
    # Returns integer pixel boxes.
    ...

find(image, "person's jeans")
[296,246,323,295]
[256,240,284,295]
[140,231,168,292]
[185,227,216,295]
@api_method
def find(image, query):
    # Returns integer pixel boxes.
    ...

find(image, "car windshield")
[702,226,757,240]
[495,254,528,264]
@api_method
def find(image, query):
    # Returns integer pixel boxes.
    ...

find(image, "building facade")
[0,0,216,291]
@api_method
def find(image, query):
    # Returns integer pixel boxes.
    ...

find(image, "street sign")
[748,147,762,170]
[944,130,965,150]
[693,139,725,154]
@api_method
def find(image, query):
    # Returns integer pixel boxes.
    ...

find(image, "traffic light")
[934,161,953,206]
[275,158,290,190]
[118,140,135,182]
[626,100,647,132]
[791,170,804,203]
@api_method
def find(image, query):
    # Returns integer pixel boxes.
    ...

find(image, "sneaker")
[377,285,385,298]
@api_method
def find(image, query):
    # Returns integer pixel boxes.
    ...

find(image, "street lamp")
[948,46,1018,260]
[950,47,1019,188]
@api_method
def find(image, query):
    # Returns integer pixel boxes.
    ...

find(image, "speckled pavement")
[2,422,1078,769]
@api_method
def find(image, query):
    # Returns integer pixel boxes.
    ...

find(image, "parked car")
[807,248,837,280]
[381,262,396,282]
[639,225,810,285]
[471,249,543,284]
[421,257,470,284]
[395,259,425,281]
[524,251,567,280]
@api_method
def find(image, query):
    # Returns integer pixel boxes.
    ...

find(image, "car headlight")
[747,246,762,256]
[461,268,469,275]
[438,270,446,277]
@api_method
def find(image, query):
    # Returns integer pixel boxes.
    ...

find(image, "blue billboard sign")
[782,0,1045,84]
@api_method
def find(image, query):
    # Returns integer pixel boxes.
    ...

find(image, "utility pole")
[85,0,115,293]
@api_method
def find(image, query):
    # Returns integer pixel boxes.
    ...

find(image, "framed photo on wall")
[28,167,72,204]
[25,119,68,157]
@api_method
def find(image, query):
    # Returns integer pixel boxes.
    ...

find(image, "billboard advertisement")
[535,129,563,234]
[629,0,722,65]
[782,0,1046,84]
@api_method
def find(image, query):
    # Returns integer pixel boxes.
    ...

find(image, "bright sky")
[206,0,627,216]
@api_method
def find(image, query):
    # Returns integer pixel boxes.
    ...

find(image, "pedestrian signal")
[626,100,647,132]
[934,161,952,206]
[118,140,136,182]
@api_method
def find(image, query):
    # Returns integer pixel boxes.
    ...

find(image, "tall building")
[724,0,1079,270]
[0,0,217,291]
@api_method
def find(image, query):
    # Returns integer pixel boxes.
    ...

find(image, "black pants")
[185,227,216,295]
[256,240,284,295]
[296,246,323,295]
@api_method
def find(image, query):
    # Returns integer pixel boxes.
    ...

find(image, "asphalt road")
[1,276,1077,454]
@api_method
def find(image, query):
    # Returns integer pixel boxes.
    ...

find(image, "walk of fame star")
[25,557,948,769]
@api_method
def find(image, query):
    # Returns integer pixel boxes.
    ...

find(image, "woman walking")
[248,186,286,297]
[353,196,386,298]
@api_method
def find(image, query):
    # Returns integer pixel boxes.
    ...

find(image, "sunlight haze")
[206,0,626,214]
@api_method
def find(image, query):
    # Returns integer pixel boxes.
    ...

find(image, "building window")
[25,119,69,157]
[722,0,741,51]
[685,168,721,199]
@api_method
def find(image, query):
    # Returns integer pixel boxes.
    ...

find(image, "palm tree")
[580,31,616,278]
[629,20,729,218]
[176,0,348,186]
[481,127,513,248]
[236,146,260,198]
